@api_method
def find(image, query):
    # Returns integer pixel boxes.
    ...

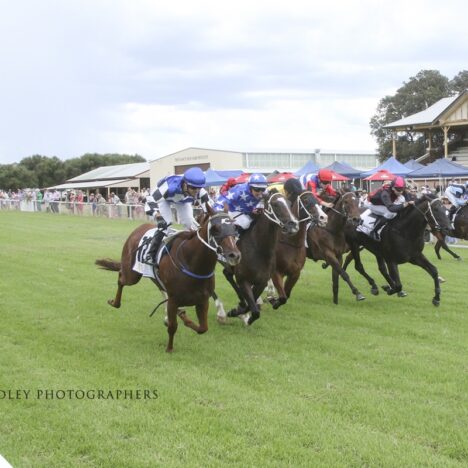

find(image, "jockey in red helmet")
[364,176,414,240]
[303,169,337,208]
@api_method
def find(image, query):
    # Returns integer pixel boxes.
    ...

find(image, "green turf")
[0,211,467,467]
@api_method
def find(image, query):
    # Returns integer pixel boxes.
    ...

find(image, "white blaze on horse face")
[316,204,328,227]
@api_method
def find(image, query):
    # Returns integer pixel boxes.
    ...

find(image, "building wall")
[149,147,378,188]
[149,148,243,187]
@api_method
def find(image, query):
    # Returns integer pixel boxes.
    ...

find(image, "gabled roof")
[384,90,467,130]
[68,162,149,182]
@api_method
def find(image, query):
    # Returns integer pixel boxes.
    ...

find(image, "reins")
[263,192,295,227]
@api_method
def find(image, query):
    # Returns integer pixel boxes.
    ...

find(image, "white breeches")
[158,200,195,230]
[230,212,253,230]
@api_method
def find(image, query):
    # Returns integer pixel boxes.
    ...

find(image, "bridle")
[412,197,446,232]
[263,192,297,228]
[166,212,237,280]
[327,192,358,222]
[196,212,237,254]
[295,191,320,224]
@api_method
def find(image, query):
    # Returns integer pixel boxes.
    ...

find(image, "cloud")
[0,0,467,163]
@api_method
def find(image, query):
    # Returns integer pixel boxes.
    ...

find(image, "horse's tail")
[95,258,121,271]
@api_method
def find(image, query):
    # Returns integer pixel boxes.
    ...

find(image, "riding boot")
[145,229,166,264]
[370,216,386,241]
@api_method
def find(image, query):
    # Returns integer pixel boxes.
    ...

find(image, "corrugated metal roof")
[384,95,459,129]
[47,179,131,190]
[68,162,149,182]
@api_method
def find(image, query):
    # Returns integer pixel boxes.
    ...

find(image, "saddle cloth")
[133,227,181,279]
[356,209,383,238]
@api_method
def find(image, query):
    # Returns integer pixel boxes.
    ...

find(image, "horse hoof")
[227,308,240,318]
[216,314,227,324]
[321,262,329,269]
[397,291,407,298]
[456,256,462,261]
[165,347,174,353]
[107,299,120,308]
[381,285,390,292]
[356,294,366,301]
[371,287,379,296]
[247,313,260,325]
[268,296,277,306]
[432,299,440,307]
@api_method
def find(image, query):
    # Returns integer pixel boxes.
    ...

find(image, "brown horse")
[431,204,467,260]
[216,192,299,325]
[268,191,328,309]
[307,191,365,304]
[95,206,241,352]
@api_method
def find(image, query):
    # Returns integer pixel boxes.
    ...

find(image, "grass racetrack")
[1,211,467,467]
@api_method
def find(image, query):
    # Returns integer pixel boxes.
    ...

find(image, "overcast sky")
[0,0,466,164]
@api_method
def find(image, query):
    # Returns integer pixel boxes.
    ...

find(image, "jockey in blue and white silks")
[145,167,208,230]
[144,167,208,264]
[444,181,467,212]
[213,173,268,230]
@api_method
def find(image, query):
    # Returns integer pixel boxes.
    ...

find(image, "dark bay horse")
[343,194,452,306]
[307,191,365,304]
[431,205,467,260]
[95,206,241,352]
[268,190,328,309]
[216,192,299,325]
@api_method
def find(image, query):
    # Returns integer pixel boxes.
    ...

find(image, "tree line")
[0,153,146,190]
[370,69,468,162]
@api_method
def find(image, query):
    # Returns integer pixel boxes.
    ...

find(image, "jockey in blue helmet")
[213,173,268,232]
[144,167,208,263]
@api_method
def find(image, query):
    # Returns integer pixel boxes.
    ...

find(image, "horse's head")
[337,191,361,226]
[203,204,241,266]
[418,195,452,236]
[263,192,299,235]
[296,191,328,227]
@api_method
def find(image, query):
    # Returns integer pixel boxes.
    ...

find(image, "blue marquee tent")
[204,168,228,186]
[407,158,468,178]
[361,156,413,178]
[294,160,320,176]
[324,161,362,178]
[404,159,424,171]
[216,170,243,179]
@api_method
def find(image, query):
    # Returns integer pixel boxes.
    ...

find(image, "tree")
[0,164,37,190]
[449,70,468,95]
[370,70,453,162]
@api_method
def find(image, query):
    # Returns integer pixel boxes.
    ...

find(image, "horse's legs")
[269,271,288,310]
[384,262,405,297]
[375,256,399,294]
[344,248,379,296]
[223,268,249,316]
[178,301,209,334]
[409,254,441,306]
[165,298,179,353]
[435,239,461,261]
[284,271,301,300]
[327,252,365,302]
[211,291,227,324]
[108,268,142,308]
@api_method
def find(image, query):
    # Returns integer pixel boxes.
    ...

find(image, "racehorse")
[268,190,328,309]
[216,192,299,325]
[343,194,452,306]
[95,206,241,352]
[307,191,365,304]
[431,205,467,260]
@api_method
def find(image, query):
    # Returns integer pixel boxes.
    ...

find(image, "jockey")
[144,167,208,263]
[364,176,414,240]
[300,169,336,208]
[444,180,467,218]
[213,173,268,234]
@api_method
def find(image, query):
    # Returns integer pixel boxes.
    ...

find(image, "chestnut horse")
[215,192,299,325]
[96,207,241,352]
[431,204,467,260]
[268,190,328,309]
[307,191,364,304]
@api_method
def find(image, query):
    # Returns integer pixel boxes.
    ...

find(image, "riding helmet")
[248,173,268,189]
[183,167,206,188]
[391,176,406,190]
